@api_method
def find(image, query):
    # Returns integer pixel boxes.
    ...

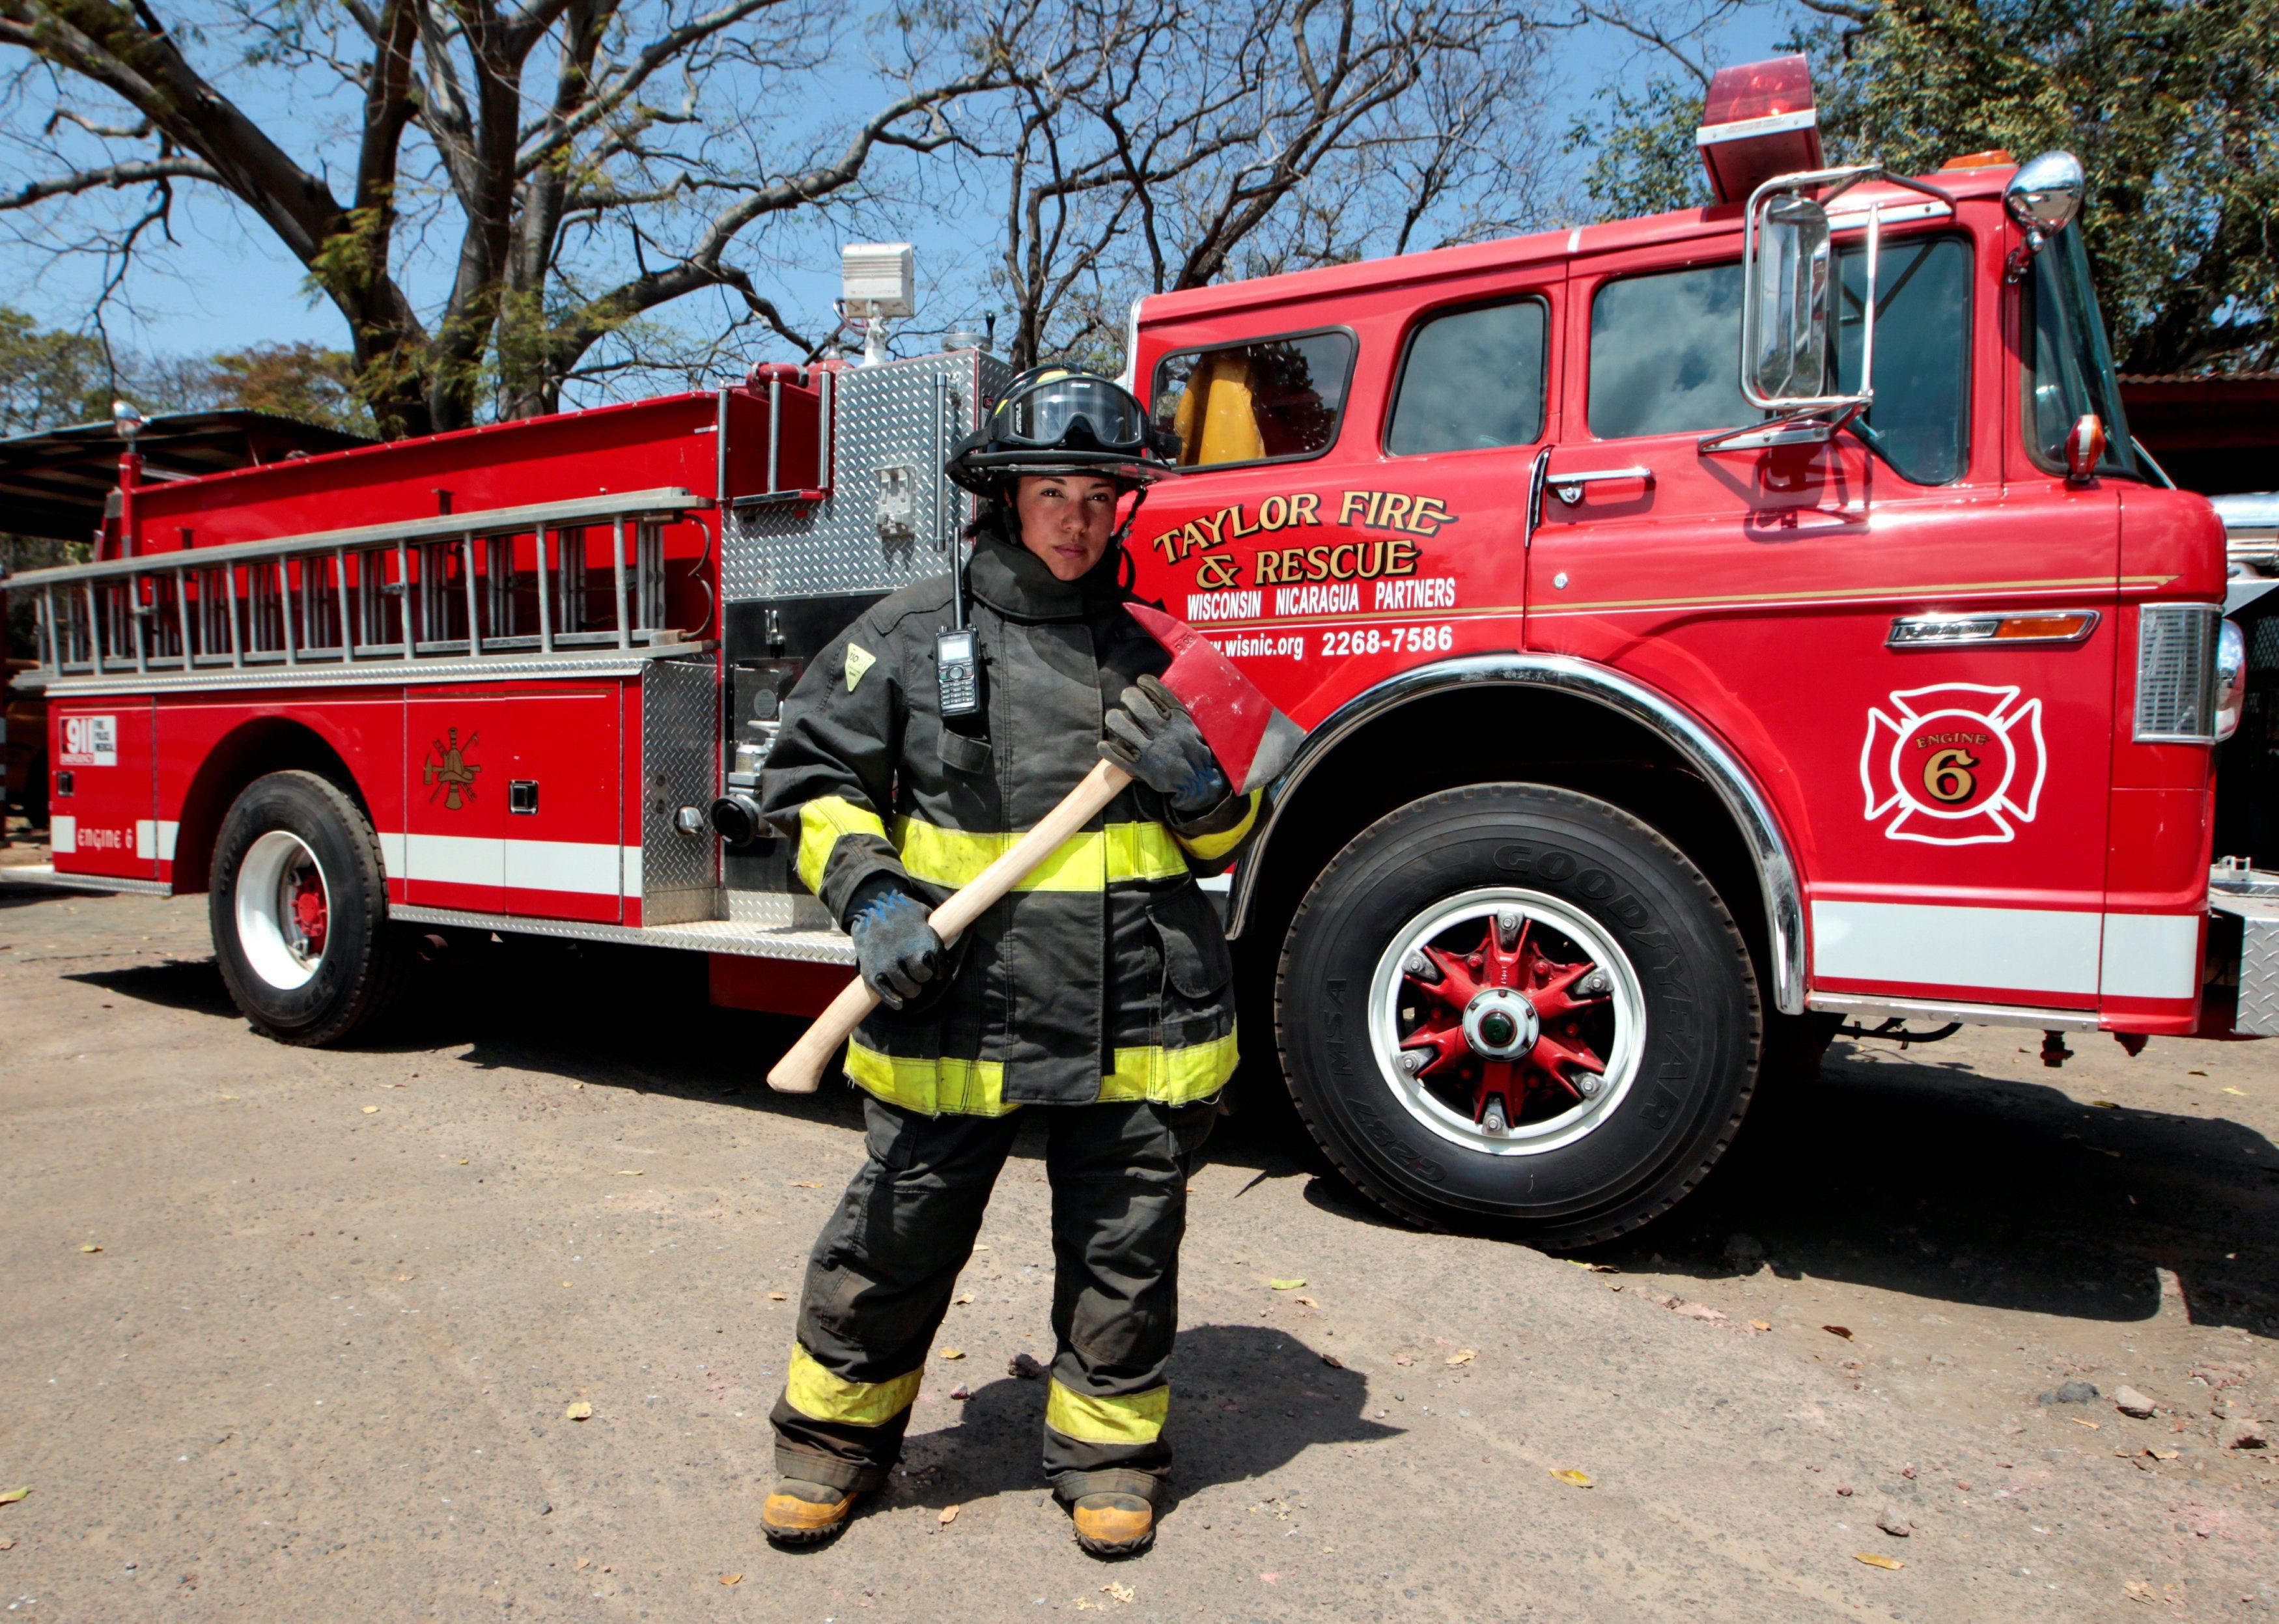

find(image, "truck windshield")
[2023,223,2140,480]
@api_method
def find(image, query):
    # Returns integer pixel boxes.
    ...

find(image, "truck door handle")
[1546,467,1654,505]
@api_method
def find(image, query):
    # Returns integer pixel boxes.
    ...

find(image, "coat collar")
[966,523,1126,624]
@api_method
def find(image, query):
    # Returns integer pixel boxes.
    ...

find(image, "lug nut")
[1579,969,1611,996]
[1405,953,1431,979]
[1577,1073,1603,1099]
[1399,1050,1429,1076]
[1496,910,1523,947]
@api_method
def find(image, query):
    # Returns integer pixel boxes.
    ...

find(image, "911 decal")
[1860,684,2045,846]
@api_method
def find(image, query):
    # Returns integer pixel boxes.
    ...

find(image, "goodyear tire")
[209,770,409,1045]
[1275,784,1760,1248]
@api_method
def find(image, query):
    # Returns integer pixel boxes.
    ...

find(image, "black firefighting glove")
[846,876,944,1010]
[1102,673,1229,818]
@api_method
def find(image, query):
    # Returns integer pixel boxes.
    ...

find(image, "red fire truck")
[8,58,2249,1244]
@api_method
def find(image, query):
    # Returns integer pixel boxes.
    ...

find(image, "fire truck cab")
[7,57,2243,1246]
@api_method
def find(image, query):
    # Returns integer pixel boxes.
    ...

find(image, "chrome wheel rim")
[1366,886,1647,1156]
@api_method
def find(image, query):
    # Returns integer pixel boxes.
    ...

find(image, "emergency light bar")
[1696,55,1823,206]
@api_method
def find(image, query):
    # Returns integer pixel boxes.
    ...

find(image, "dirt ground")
[3,854,2276,1621]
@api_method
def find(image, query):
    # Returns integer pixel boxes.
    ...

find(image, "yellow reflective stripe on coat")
[846,1033,1235,1117]
[891,816,1189,891]
[1046,1379,1169,1444]
[783,1343,924,1428]
[1173,791,1260,862]
[796,796,889,895]
[846,1043,1014,1117]
[1095,1029,1238,1105]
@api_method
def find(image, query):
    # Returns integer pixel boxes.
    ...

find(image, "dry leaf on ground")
[0,1488,27,1505]
[1104,1580,1135,1601]
[940,1347,966,1360]
[1823,1324,1854,1340]
[1446,1349,1476,1366]
[1269,1278,1306,1291]
[940,1504,960,1525]
[565,1401,593,1421]
[2224,1087,2246,1096]
[719,1573,742,1586]
[1854,1552,1903,1571]
[1550,1469,1592,1488]
[768,1291,787,1300]
[790,1181,820,1188]
[79,1244,100,1253]
[1295,1296,1317,1307]
[1748,1320,1771,1332]
[615,1169,642,1177]
[576,1559,590,1571]
[362,1106,379,1114]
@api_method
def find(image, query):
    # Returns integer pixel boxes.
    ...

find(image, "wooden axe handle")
[766,759,1134,1094]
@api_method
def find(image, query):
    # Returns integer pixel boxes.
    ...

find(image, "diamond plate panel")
[2237,913,2279,1036]
[725,888,835,929]
[724,352,1012,603]
[641,656,721,925]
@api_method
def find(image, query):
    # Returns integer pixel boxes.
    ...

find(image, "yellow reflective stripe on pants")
[891,815,1189,892]
[784,1342,924,1428]
[847,1031,1235,1116]
[1046,1378,1169,1445]
[796,796,890,895]
[1174,789,1259,863]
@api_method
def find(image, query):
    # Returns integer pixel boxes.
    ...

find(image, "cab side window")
[1151,331,1354,469]
[1588,263,1750,440]
[1586,238,1970,484]
[1386,298,1548,455]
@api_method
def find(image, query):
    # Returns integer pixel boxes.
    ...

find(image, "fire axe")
[766,603,1306,1095]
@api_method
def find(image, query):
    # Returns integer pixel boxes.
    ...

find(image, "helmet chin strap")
[1108,479,1153,551]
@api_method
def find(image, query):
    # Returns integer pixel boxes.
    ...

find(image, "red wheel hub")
[289,866,328,957]
[1398,914,1610,1127]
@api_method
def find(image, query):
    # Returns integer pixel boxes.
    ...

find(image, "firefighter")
[753,368,1259,1556]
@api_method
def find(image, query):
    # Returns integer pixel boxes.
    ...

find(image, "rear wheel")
[1275,784,1760,1248]
[210,770,408,1044]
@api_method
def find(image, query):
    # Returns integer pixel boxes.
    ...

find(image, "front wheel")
[1275,784,1761,1248]
[210,770,409,1044]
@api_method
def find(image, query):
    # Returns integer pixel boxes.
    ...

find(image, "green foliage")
[190,343,376,436]
[1810,0,2277,373]
[1576,0,2278,374]
[0,307,110,434]
[1570,77,1711,220]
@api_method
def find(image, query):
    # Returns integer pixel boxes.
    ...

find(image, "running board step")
[388,904,854,964]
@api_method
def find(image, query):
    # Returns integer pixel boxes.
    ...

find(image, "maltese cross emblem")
[1860,684,2045,847]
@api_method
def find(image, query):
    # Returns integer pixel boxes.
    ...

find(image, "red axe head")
[1125,601,1306,794]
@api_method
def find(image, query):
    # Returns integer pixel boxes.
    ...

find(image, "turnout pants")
[769,1093,1219,1504]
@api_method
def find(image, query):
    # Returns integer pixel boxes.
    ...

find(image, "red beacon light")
[1696,55,1824,206]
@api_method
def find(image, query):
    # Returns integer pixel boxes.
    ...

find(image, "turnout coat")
[757,527,1260,1113]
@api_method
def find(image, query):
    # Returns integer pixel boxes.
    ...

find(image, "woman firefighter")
[753,367,1260,1556]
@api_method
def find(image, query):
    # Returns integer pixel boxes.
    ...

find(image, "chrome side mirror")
[2004,151,2084,280]
[1706,161,1953,456]
[1746,193,1833,402]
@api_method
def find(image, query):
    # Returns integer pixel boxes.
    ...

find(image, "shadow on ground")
[68,923,2278,1339]
[873,1323,1398,1520]
[1587,1038,2279,1339]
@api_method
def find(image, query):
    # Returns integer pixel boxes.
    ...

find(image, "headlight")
[2216,618,2247,742]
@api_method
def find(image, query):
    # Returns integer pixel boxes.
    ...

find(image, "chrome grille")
[2134,603,2221,742]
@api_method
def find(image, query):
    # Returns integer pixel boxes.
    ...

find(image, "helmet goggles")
[995,371,1150,453]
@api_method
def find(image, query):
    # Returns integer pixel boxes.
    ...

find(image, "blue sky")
[0,4,1797,387]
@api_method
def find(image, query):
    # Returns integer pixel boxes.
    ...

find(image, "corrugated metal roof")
[0,410,373,541]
